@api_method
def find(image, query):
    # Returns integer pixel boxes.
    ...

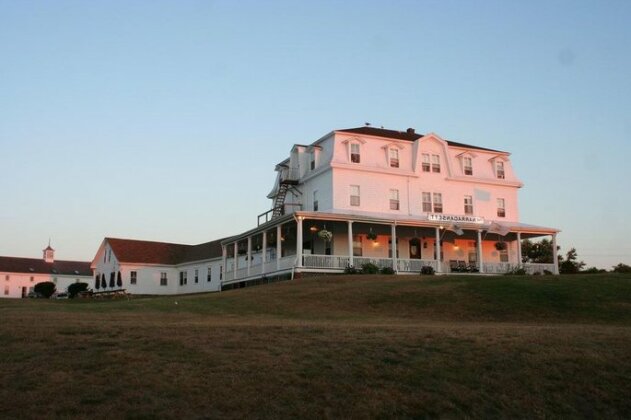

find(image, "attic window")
[350,143,361,163]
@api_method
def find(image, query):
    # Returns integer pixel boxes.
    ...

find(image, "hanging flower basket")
[495,241,507,251]
[409,237,420,246]
[318,229,333,241]
[367,230,377,241]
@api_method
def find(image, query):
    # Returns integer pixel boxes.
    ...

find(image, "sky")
[1,0,630,269]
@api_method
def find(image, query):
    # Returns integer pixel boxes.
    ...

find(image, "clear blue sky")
[1,0,630,269]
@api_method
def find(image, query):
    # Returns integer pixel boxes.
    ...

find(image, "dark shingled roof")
[337,127,505,153]
[0,257,92,276]
[106,237,226,265]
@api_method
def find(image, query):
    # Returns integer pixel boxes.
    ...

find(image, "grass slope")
[1,274,630,419]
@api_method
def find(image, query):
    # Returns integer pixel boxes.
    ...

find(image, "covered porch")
[221,212,559,285]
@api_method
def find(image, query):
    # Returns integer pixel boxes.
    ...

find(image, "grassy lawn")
[1,274,630,418]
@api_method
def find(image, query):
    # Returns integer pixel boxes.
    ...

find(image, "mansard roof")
[106,237,226,265]
[337,127,505,153]
[0,256,92,276]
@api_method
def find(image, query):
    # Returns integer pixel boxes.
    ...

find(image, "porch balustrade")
[353,256,394,269]
[303,254,350,269]
[523,263,556,274]
[396,258,439,272]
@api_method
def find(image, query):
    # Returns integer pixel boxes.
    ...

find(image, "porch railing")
[397,258,440,272]
[303,254,350,269]
[523,263,556,274]
[353,257,393,269]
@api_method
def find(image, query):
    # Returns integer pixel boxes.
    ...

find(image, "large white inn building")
[220,126,559,287]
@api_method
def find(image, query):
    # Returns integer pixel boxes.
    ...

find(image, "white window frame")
[431,154,441,173]
[350,185,360,207]
[160,272,168,286]
[422,192,432,212]
[463,157,473,175]
[194,269,199,283]
[496,161,505,179]
[497,198,506,218]
[352,235,363,257]
[350,143,361,164]
[130,271,137,285]
[464,195,473,215]
[421,153,430,172]
[207,267,212,282]
[433,193,443,213]
[389,189,400,210]
[313,190,319,211]
[389,148,399,168]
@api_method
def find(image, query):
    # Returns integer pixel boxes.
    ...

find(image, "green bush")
[506,267,527,275]
[380,266,395,275]
[612,263,631,273]
[344,265,359,275]
[420,266,435,275]
[34,281,56,298]
[68,282,88,298]
[361,263,380,274]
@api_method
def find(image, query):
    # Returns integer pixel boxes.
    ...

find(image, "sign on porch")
[428,214,485,224]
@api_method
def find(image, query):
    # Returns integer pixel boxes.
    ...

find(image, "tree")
[34,281,56,298]
[559,248,585,274]
[612,263,631,273]
[68,282,88,298]
[94,276,100,290]
[521,239,556,264]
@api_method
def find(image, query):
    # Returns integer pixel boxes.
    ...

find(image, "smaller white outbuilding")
[0,243,92,298]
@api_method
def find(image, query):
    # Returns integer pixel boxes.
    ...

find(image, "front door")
[409,238,421,259]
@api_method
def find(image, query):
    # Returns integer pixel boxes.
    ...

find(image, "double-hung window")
[433,193,443,213]
[310,152,316,170]
[464,157,473,175]
[350,185,360,206]
[464,195,473,215]
[422,192,432,212]
[207,267,212,282]
[130,271,137,285]
[497,198,506,218]
[389,189,400,210]
[313,190,319,211]
[160,272,168,286]
[353,235,363,257]
[350,143,361,163]
[421,154,430,172]
[431,154,441,173]
[389,148,399,168]
[179,271,187,286]
[194,269,199,283]
[496,161,505,179]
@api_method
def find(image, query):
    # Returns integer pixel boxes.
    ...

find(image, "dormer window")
[422,154,430,172]
[389,148,399,168]
[310,151,316,170]
[496,161,505,179]
[431,154,441,173]
[350,143,361,163]
[464,157,473,175]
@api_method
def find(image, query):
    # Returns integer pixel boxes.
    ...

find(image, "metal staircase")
[272,184,291,217]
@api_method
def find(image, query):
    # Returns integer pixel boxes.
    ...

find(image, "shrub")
[420,266,435,275]
[68,282,88,298]
[361,262,380,274]
[344,265,359,275]
[543,269,553,275]
[506,267,527,275]
[380,266,395,275]
[34,281,56,298]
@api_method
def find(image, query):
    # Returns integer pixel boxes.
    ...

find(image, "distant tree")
[582,267,607,274]
[68,282,88,298]
[34,281,56,298]
[612,263,631,273]
[94,275,100,290]
[116,271,122,288]
[559,248,585,274]
[521,239,557,264]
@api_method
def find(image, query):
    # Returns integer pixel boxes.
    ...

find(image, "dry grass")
[1,274,631,419]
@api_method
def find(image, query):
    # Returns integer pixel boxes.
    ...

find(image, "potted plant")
[318,229,333,242]
[367,229,377,241]
[495,241,507,251]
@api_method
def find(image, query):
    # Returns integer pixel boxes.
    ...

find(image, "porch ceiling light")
[309,226,318,232]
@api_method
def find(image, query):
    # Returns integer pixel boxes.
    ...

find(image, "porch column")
[233,242,238,273]
[435,227,442,273]
[516,232,522,265]
[391,223,398,272]
[552,233,559,274]
[221,245,227,280]
[477,230,484,273]
[247,236,252,276]
[276,224,282,271]
[261,231,267,275]
[347,221,354,267]
[296,217,303,268]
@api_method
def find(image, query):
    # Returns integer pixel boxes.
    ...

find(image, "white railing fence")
[303,254,350,269]
[353,257,393,269]
[397,258,439,272]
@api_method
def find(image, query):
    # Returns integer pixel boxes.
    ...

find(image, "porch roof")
[220,210,559,245]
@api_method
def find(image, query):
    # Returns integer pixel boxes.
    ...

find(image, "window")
[350,143,360,163]
[350,185,360,206]
[389,189,400,210]
[352,235,363,257]
[194,269,199,283]
[219,265,223,280]
[130,271,137,285]
[496,161,505,179]
[4,275,8,281]
[497,198,506,218]
[4,285,8,295]
[179,271,188,286]
[464,195,473,215]
[207,267,212,282]
[30,276,34,282]
[499,249,509,263]
[464,157,473,175]
[389,148,399,168]
[431,154,441,173]
[433,193,443,213]
[421,153,430,172]
[310,152,316,170]
[160,272,168,286]
[422,192,432,212]
[313,190,319,211]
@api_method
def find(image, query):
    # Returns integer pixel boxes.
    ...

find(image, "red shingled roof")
[337,127,505,153]
[106,237,226,265]
[0,256,92,276]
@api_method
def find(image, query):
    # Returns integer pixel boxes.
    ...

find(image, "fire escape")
[258,165,302,226]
